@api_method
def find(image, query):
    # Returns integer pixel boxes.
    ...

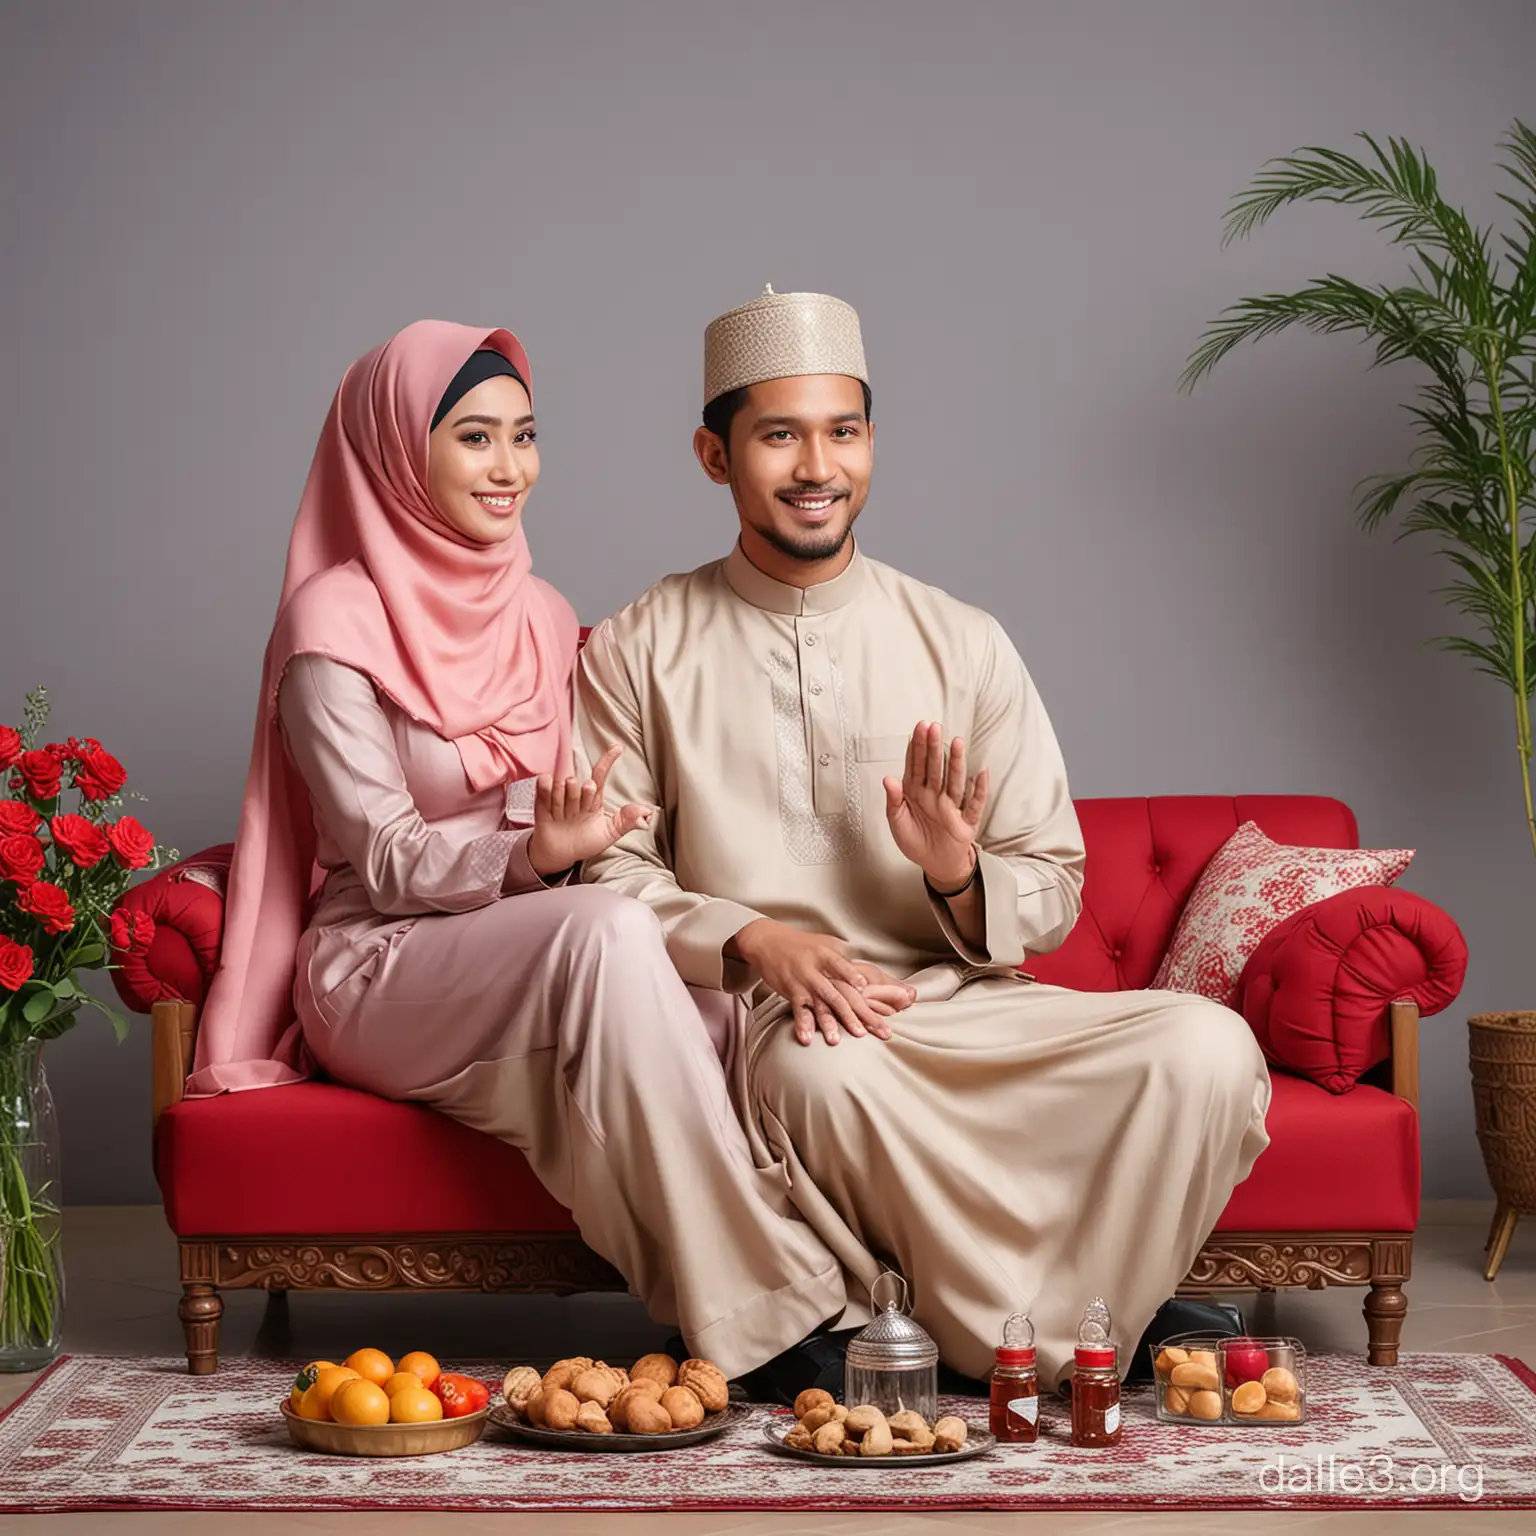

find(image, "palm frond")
[1498,121,1536,201]
[1357,470,1430,531]
[1181,275,1461,390]
[1222,136,1442,247]
[1429,634,1520,689]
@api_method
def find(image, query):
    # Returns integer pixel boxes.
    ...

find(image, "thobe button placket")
[795,616,846,816]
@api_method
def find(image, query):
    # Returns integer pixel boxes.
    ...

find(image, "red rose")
[0,802,40,837]
[0,727,21,771]
[0,835,47,884]
[18,880,74,935]
[51,813,111,870]
[110,907,156,955]
[18,750,63,801]
[0,935,34,992]
[75,748,127,802]
[107,815,155,871]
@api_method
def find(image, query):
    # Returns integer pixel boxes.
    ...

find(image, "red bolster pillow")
[109,844,234,1014]
[1234,885,1467,1093]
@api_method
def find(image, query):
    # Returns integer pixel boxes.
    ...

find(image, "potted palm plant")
[1183,121,1536,1280]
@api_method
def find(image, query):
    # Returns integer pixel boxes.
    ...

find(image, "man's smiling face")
[695,373,874,568]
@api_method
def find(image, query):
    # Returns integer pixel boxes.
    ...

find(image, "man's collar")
[723,540,868,615]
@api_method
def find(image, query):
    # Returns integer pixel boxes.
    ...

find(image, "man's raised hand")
[883,721,989,891]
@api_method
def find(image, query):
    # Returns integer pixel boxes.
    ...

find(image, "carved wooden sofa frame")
[153,996,1422,1374]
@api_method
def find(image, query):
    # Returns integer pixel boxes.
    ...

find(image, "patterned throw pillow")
[1152,821,1414,1006]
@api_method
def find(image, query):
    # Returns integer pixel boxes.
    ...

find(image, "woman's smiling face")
[426,373,540,544]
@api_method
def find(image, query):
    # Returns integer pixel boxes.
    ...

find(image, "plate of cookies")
[763,1390,993,1467]
[490,1352,736,1452]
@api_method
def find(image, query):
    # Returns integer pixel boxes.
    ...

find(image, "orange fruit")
[389,1385,444,1424]
[397,1352,440,1391]
[331,1378,391,1426]
[288,1359,336,1413]
[343,1347,395,1387]
[383,1371,424,1398]
[298,1365,360,1421]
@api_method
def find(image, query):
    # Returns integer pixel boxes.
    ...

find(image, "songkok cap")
[704,285,868,406]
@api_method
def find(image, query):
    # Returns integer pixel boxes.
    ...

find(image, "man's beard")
[748,495,857,563]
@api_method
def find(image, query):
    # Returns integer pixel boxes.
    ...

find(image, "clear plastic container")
[1150,1333,1307,1425]
[1150,1333,1227,1424]
[1220,1337,1306,1426]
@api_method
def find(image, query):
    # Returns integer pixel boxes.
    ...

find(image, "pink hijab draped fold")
[188,321,576,1095]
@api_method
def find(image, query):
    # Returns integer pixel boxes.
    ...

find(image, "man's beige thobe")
[576,545,1271,1386]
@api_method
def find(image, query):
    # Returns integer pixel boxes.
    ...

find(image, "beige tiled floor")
[0,1203,1533,1532]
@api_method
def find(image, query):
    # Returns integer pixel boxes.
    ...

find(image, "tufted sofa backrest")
[1030,795,1359,993]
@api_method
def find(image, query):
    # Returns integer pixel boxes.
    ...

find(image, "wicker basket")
[1469,1012,1536,1212]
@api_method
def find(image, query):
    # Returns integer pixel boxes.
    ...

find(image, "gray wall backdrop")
[1,0,1531,1203]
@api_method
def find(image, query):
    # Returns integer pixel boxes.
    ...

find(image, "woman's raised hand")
[527,745,653,877]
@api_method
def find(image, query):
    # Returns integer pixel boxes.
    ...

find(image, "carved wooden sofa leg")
[1364,1281,1407,1365]
[1364,1236,1412,1366]
[179,1282,223,1375]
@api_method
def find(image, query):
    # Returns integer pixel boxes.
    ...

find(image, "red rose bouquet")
[0,687,176,1367]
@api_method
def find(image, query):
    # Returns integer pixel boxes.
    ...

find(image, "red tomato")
[434,1373,481,1418]
[1223,1339,1270,1388]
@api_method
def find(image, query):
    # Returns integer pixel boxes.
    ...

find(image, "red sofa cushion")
[156,1082,576,1237]
[156,1068,1417,1238]
[1214,1070,1419,1232]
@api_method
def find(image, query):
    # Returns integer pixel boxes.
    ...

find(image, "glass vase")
[0,1040,64,1371]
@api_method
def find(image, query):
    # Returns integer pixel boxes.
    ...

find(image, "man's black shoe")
[732,1328,856,1407]
[1126,1297,1246,1383]
[937,1361,989,1397]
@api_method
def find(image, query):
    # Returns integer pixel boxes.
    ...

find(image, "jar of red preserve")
[989,1311,1038,1443]
[1070,1296,1122,1448]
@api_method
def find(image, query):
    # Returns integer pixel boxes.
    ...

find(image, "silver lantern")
[842,1271,939,1422]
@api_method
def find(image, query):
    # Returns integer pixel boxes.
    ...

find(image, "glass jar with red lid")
[1069,1296,1122,1448]
[989,1311,1038,1443]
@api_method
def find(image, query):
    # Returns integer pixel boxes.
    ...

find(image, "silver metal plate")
[487,1401,737,1453]
[762,1417,995,1467]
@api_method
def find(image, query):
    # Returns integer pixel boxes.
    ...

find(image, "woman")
[187,321,850,1380]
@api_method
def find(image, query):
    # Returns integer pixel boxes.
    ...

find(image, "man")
[575,286,1271,1395]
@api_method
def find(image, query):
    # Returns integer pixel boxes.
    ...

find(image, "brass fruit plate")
[488,1400,737,1452]
[280,1400,489,1457]
[762,1417,994,1467]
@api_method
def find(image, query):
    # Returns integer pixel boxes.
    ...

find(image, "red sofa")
[115,793,1467,1374]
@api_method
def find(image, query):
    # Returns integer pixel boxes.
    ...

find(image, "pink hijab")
[187,321,576,1095]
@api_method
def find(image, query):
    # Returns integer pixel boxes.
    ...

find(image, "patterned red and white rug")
[1,1353,1533,1512]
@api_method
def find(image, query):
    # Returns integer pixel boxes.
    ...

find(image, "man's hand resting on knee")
[727,920,917,1047]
